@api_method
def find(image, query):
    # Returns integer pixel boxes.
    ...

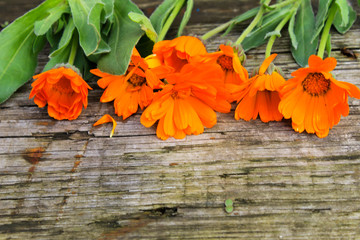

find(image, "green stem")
[317,3,337,59]
[235,0,271,45]
[68,34,78,65]
[201,20,234,41]
[201,0,299,41]
[269,0,298,11]
[157,0,185,42]
[265,1,301,58]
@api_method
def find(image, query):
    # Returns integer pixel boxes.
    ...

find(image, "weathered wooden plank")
[1,0,360,239]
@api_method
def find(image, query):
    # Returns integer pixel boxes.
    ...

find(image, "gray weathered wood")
[1,0,360,239]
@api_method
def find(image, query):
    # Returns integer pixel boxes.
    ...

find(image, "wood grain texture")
[1,0,360,239]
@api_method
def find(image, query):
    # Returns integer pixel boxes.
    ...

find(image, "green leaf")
[44,35,94,81]
[101,0,115,23]
[264,30,281,39]
[311,0,332,43]
[291,0,318,67]
[0,0,65,104]
[311,0,333,41]
[102,20,113,36]
[150,0,177,34]
[225,199,233,207]
[68,0,110,56]
[334,0,349,27]
[97,0,144,75]
[43,42,72,71]
[74,49,95,80]
[242,6,291,51]
[222,7,259,37]
[177,0,193,37]
[333,3,357,34]
[233,7,259,24]
[325,34,331,57]
[53,16,66,34]
[46,27,61,48]
[129,12,157,42]
[34,2,69,36]
[225,206,233,213]
[50,18,76,58]
[288,13,298,50]
[222,23,235,37]
[33,35,47,54]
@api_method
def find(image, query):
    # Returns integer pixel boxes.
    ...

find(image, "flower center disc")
[217,55,233,71]
[128,74,146,87]
[302,73,330,96]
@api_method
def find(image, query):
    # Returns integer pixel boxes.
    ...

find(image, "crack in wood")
[142,207,178,218]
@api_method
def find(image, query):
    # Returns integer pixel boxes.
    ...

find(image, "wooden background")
[1,0,360,239]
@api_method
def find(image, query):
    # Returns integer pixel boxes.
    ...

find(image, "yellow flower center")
[128,73,146,87]
[52,77,74,95]
[302,73,330,96]
[217,55,233,71]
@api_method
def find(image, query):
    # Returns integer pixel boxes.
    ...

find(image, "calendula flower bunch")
[200,0,360,138]
[140,36,232,139]
[1,0,360,140]
[0,0,192,121]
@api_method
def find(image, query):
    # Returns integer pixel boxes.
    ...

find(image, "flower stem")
[317,3,338,59]
[265,1,301,58]
[201,20,234,41]
[201,0,299,41]
[235,0,271,45]
[269,0,298,11]
[68,34,78,65]
[157,0,185,42]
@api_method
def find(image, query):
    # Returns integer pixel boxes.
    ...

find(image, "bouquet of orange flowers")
[0,0,359,139]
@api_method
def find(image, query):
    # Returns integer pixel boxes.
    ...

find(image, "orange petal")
[90,69,111,78]
[278,87,303,119]
[320,57,337,72]
[219,44,234,56]
[182,99,204,135]
[331,78,360,99]
[304,97,316,134]
[312,96,328,137]
[308,55,323,68]
[269,92,283,121]
[259,54,277,75]
[145,69,163,89]
[156,117,170,140]
[187,96,217,128]
[234,93,257,121]
[291,91,310,125]
[100,78,126,102]
[292,121,304,133]
[163,101,175,137]
[93,114,117,138]
[33,93,47,108]
[173,98,189,130]
[257,91,270,122]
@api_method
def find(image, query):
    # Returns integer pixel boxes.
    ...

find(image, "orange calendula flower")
[140,62,231,140]
[93,114,117,138]
[91,48,163,120]
[278,55,360,138]
[197,44,248,85]
[151,36,207,72]
[232,54,285,122]
[29,64,92,120]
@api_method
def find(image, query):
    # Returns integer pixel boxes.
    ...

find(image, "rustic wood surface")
[1,0,360,239]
